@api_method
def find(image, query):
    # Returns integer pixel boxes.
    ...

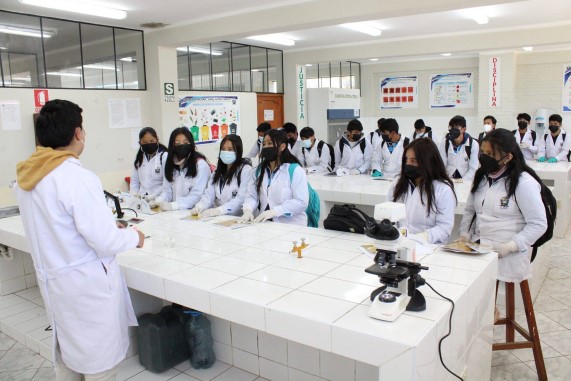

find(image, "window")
[304,61,360,90]
[81,24,116,89]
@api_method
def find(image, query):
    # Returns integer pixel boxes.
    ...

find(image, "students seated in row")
[478,115,497,142]
[411,119,437,143]
[334,119,372,175]
[149,128,210,211]
[389,138,457,244]
[283,122,304,163]
[438,115,479,182]
[537,114,570,163]
[368,118,385,150]
[189,135,252,218]
[513,113,537,160]
[129,127,168,200]
[239,128,309,226]
[246,122,271,160]
[371,118,409,179]
[299,127,334,173]
[458,128,547,284]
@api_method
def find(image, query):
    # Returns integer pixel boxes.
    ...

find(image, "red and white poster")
[34,89,49,113]
[379,76,418,109]
[489,57,500,107]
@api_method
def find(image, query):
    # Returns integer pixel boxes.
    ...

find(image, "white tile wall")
[232,348,259,375]
[258,331,287,365]
[231,323,258,355]
[320,350,355,381]
[259,358,288,381]
[287,341,320,376]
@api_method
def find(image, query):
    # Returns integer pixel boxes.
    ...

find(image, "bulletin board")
[178,95,241,145]
[429,73,474,108]
[379,76,418,109]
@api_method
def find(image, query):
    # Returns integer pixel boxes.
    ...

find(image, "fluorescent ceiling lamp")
[176,46,223,56]
[473,15,489,24]
[19,0,127,20]
[212,74,225,78]
[305,64,312,67]
[341,22,382,37]
[369,58,379,61]
[120,57,136,62]
[0,25,52,38]
[522,46,533,52]
[247,35,295,46]
[441,53,451,56]
[80,64,118,71]
[47,71,82,78]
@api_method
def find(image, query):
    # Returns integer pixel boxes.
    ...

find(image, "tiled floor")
[2,234,571,380]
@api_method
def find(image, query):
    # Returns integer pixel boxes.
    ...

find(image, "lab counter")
[0,211,497,381]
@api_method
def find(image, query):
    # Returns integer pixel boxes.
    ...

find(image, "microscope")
[364,202,429,322]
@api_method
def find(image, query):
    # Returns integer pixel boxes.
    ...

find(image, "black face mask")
[351,133,363,141]
[288,137,296,146]
[478,154,501,174]
[173,144,192,159]
[518,121,528,130]
[381,134,390,143]
[448,128,461,140]
[549,125,559,133]
[141,143,158,155]
[404,165,421,180]
[260,147,278,162]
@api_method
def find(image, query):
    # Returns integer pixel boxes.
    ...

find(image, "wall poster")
[379,76,418,109]
[178,95,240,145]
[429,73,474,108]
[563,64,571,112]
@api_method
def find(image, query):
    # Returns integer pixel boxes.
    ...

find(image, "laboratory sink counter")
[0,211,498,381]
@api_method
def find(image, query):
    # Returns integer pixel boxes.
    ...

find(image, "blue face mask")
[220,151,236,165]
[302,139,312,149]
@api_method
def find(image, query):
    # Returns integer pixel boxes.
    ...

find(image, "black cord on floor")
[122,208,138,217]
[425,281,464,381]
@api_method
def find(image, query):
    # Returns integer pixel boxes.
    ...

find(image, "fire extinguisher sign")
[34,89,49,113]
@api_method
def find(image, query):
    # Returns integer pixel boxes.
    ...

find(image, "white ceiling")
[0,0,570,61]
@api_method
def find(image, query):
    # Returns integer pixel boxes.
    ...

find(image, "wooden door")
[257,94,284,129]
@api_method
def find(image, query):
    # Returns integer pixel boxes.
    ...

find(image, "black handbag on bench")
[323,204,371,234]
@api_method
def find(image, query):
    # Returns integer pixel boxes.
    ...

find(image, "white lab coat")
[371,138,407,178]
[459,172,547,282]
[301,139,331,173]
[537,131,571,161]
[389,177,456,244]
[195,163,252,215]
[15,158,139,374]
[411,128,439,145]
[243,163,309,225]
[513,129,538,160]
[129,151,167,197]
[246,139,262,159]
[333,135,372,173]
[438,136,480,181]
[289,140,304,163]
[156,159,211,209]
[368,130,382,151]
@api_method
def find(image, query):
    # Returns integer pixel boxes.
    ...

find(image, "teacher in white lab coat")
[15,100,145,380]
[389,138,457,244]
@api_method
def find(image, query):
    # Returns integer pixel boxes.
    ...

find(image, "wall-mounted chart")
[379,76,418,109]
[429,73,474,108]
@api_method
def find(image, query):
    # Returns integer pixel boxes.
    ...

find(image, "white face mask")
[483,124,492,133]
[258,136,263,143]
[219,151,236,165]
[302,139,312,149]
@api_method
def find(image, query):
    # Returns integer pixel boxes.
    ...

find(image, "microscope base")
[368,292,411,322]
[406,290,427,312]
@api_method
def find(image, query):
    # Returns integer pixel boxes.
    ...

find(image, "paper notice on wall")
[108,98,142,129]
[563,64,571,112]
[0,101,21,131]
[264,109,274,121]
[429,73,474,108]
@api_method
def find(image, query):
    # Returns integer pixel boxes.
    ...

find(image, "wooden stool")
[494,280,547,380]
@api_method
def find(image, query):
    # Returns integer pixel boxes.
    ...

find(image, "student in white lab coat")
[15,100,145,379]
[438,115,480,182]
[477,115,497,143]
[458,128,547,284]
[513,113,538,160]
[389,138,457,244]
[239,128,309,226]
[537,114,570,163]
[189,134,252,217]
[246,122,272,159]
[150,127,211,211]
[299,126,333,173]
[371,118,410,179]
[411,119,437,144]
[368,118,385,150]
[283,122,304,163]
[129,127,168,199]
[333,119,372,175]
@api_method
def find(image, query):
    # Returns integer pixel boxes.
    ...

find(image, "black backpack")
[529,182,557,262]
[445,135,474,159]
[512,129,537,145]
[303,140,335,171]
[339,138,366,156]
[381,137,410,149]
[323,204,371,234]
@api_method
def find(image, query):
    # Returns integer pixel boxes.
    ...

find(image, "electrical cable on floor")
[425,281,464,381]
[122,208,138,217]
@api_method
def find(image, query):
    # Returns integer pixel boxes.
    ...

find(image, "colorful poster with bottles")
[429,73,474,108]
[178,95,240,145]
[563,64,571,112]
[379,76,418,109]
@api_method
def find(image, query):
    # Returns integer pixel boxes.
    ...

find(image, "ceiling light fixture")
[47,71,82,78]
[79,64,119,71]
[247,35,295,46]
[19,0,127,20]
[305,64,313,67]
[176,46,223,56]
[522,46,533,52]
[0,25,52,38]
[212,74,225,78]
[441,53,451,56]
[341,22,382,37]
[120,57,136,62]
[473,15,489,25]
[369,58,379,61]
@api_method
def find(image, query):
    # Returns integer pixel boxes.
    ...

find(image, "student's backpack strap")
[359,139,366,154]
[531,130,537,145]
[466,136,473,160]
[287,163,320,227]
[403,137,410,147]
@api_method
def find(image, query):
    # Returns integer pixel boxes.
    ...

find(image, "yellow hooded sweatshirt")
[16,146,79,191]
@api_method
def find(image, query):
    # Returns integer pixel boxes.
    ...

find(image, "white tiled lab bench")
[0,210,498,381]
